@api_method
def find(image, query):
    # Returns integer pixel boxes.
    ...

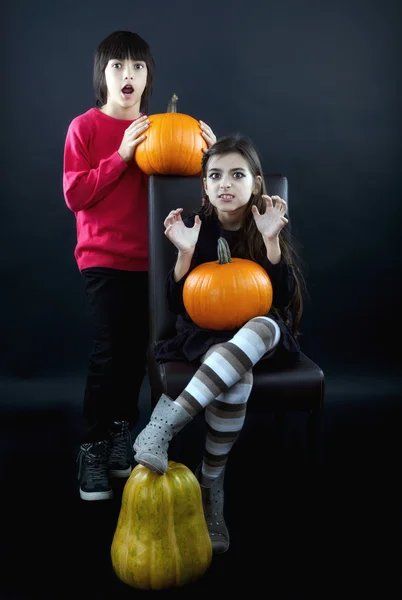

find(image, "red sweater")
[63,108,149,272]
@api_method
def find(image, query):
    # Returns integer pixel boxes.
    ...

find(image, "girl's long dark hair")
[200,134,306,338]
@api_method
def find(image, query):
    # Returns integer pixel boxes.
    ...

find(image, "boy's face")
[103,58,148,115]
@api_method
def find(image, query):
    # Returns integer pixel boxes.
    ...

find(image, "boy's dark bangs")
[104,40,151,63]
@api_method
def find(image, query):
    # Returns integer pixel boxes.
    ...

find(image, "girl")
[133,134,305,553]
[62,30,216,501]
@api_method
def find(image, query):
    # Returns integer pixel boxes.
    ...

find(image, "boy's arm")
[63,121,127,212]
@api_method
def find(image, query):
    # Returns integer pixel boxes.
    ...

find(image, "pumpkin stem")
[167,93,178,113]
[217,237,232,264]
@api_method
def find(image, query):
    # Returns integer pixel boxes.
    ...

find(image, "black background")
[1,0,401,598]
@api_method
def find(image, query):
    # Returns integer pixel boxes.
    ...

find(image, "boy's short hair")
[93,30,155,113]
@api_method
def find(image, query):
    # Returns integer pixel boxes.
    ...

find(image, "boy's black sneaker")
[108,420,134,478]
[77,440,113,501]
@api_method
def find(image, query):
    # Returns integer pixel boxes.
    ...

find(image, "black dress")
[153,212,301,366]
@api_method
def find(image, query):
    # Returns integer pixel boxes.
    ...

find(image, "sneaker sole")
[134,443,165,475]
[134,456,165,475]
[109,466,132,478]
[79,488,113,501]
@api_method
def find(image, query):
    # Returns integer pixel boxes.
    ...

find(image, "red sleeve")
[62,118,128,212]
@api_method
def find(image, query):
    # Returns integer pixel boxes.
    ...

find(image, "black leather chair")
[147,174,325,470]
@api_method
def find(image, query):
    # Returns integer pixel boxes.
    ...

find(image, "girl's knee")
[248,316,281,347]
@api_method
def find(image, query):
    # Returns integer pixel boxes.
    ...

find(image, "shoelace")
[110,435,129,460]
[77,448,108,483]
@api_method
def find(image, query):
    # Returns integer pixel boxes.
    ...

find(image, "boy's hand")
[199,121,217,152]
[118,115,150,163]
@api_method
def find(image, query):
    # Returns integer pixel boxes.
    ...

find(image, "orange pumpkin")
[183,237,273,330]
[135,93,207,175]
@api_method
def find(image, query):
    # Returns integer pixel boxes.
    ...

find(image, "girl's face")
[203,152,260,221]
[103,58,148,118]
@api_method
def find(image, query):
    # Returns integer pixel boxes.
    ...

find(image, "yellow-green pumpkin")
[111,461,212,591]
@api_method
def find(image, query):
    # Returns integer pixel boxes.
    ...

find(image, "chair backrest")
[148,174,289,345]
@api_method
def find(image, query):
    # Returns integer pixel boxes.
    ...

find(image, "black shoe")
[108,421,134,478]
[77,440,113,501]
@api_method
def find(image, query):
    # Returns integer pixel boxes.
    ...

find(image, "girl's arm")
[252,195,294,308]
[165,265,187,314]
[63,122,127,213]
[263,236,281,265]
[260,253,294,309]
[165,213,202,314]
[260,233,293,309]
[173,249,195,282]
[165,249,199,314]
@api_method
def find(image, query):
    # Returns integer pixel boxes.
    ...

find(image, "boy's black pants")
[80,267,149,443]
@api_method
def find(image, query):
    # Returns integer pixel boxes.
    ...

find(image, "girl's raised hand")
[118,115,150,163]
[251,195,289,240]
[164,208,201,252]
[199,121,217,152]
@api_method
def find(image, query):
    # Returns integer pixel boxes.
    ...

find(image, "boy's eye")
[111,62,144,69]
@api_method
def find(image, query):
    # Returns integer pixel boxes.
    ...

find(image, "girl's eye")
[233,172,245,178]
[134,63,144,69]
[209,173,220,179]
[112,63,122,68]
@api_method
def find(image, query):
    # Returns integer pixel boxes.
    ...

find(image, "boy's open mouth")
[121,85,134,98]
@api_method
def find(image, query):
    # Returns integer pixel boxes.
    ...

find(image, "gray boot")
[133,394,192,474]
[195,464,230,554]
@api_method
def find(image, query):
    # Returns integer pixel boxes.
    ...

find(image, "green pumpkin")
[111,461,212,590]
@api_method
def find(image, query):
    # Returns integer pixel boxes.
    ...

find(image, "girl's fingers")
[262,195,273,207]
[271,195,287,212]
[278,198,287,212]
[164,209,183,226]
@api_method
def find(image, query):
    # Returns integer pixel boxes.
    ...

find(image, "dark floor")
[1,367,401,599]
